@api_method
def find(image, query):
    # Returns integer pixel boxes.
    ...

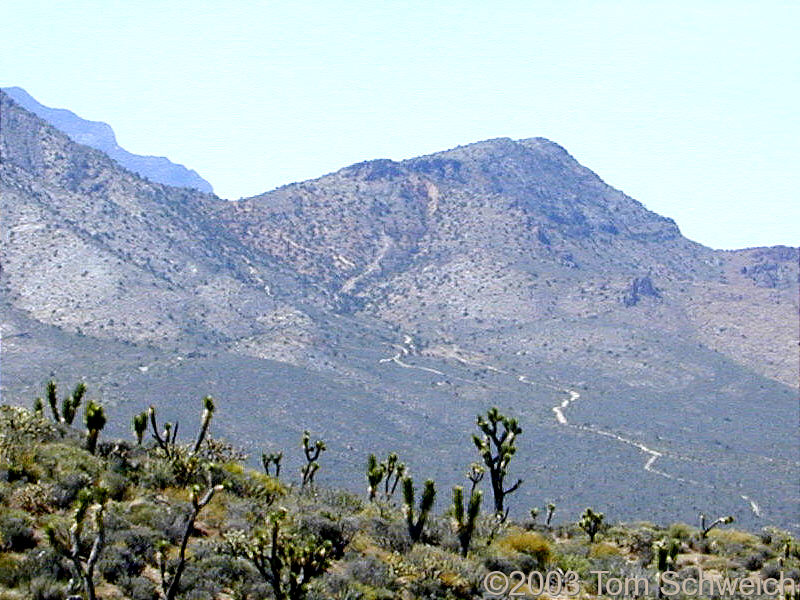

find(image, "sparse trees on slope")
[472,407,522,519]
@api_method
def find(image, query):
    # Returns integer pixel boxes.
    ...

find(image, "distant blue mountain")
[2,86,213,193]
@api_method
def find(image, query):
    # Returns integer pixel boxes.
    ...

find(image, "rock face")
[1,87,213,193]
[1,89,797,531]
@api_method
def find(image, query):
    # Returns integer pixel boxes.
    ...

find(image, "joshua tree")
[158,478,223,600]
[47,380,60,423]
[452,485,482,556]
[191,396,215,455]
[366,453,385,501]
[223,509,332,600]
[381,452,405,501]
[44,380,86,425]
[300,431,326,488]
[262,451,283,478]
[529,508,540,524]
[33,397,44,416]
[652,538,680,598]
[467,462,485,497]
[402,477,436,543]
[62,382,87,426]
[699,513,734,538]
[579,507,604,543]
[132,411,148,445]
[84,401,106,455]
[472,407,523,518]
[545,502,556,527]
[148,405,179,458]
[46,487,107,600]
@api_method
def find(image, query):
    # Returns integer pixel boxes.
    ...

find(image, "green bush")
[0,512,36,551]
[28,576,66,600]
[0,553,21,587]
[497,531,551,568]
[119,575,160,600]
[98,543,146,583]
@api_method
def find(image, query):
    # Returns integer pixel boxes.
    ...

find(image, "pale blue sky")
[2,1,797,249]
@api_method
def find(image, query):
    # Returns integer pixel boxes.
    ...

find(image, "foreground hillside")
[1,394,797,600]
[1,90,797,532]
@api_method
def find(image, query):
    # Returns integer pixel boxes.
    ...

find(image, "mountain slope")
[1,90,797,532]
[219,137,797,388]
[2,86,213,193]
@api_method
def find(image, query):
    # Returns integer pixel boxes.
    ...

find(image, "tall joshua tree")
[472,407,523,518]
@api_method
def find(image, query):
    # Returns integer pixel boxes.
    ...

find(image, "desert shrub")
[318,488,365,513]
[298,513,355,558]
[140,457,178,490]
[10,482,54,515]
[707,528,759,547]
[366,517,412,553]
[589,541,622,558]
[407,544,477,595]
[35,443,103,481]
[117,526,159,564]
[0,512,36,551]
[668,522,696,541]
[100,471,129,501]
[343,556,393,588]
[761,563,782,580]
[742,553,764,571]
[484,554,517,574]
[0,553,21,587]
[17,547,72,582]
[28,576,66,600]
[552,552,592,579]
[98,543,146,583]
[785,568,800,582]
[51,471,92,508]
[119,575,160,600]
[497,531,551,568]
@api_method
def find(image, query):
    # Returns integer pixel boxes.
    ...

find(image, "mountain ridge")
[1,86,214,193]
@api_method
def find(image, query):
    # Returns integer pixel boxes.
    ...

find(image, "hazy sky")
[3,1,797,249]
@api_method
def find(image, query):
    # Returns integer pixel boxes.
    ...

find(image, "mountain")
[1,90,797,532]
[1,86,213,193]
